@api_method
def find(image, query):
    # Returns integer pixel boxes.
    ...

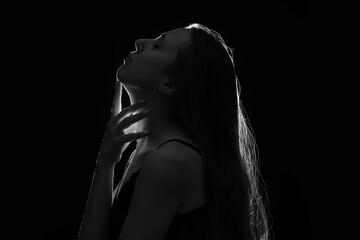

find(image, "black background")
[11,1,335,240]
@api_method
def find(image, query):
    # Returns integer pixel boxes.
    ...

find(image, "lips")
[127,54,132,62]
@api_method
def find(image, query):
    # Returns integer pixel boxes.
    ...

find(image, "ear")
[158,77,180,96]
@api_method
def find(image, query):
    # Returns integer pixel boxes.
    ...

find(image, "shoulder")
[139,140,202,197]
[140,141,189,182]
[142,140,201,176]
[117,142,194,239]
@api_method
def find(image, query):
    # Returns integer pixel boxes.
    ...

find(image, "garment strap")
[152,138,201,155]
[126,138,201,177]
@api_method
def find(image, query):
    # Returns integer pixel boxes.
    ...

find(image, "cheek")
[132,58,168,81]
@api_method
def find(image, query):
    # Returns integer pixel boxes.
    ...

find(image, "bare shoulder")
[141,140,202,191]
[146,140,202,170]
[117,141,200,240]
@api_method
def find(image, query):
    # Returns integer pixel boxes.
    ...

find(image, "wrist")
[96,151,118,169]
[96,156,116,170]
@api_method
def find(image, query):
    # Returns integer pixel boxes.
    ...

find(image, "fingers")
[114,131,151,145]
[107,99,147,129]
[106,108,151,139]
[114,110,151,134]
[124,99,147,114]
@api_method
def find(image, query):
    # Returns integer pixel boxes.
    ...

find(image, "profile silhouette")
[78,23,270,240]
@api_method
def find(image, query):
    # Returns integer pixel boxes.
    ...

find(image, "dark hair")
[166,23,271,240]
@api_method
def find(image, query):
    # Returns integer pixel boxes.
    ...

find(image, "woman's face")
[117,28,191,92]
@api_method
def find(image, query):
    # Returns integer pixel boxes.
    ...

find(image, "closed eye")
[153,34,165,49]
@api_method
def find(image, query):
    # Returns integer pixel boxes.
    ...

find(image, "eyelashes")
[153,38,162,49]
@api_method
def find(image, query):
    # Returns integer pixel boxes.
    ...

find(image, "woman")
[79,23,270,240]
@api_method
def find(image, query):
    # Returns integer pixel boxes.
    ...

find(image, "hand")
[97,99,151,167]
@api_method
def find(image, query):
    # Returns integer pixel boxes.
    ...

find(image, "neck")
[127,100,188,153]
[133,118,186,153]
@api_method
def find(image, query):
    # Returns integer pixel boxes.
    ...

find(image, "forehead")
[162,28,191,52]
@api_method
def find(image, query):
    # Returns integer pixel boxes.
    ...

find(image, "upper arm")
[118,148,188,240]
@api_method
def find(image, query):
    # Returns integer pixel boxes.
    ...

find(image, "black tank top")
[110,138,211,240]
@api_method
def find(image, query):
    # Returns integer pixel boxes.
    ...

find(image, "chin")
[116,66,128,83]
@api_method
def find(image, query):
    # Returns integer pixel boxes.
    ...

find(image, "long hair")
[165,23,271,240]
